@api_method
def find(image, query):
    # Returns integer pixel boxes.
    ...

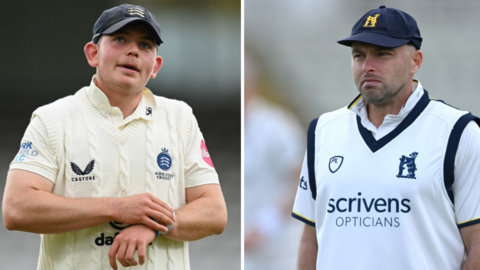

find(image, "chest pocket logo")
[157,148,172,171]
[71,160,95,175]
[329,156,344,173]
[396,152,418,179]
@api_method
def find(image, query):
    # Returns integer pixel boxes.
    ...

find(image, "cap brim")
[102,17,163,45]
[337,32,409,48]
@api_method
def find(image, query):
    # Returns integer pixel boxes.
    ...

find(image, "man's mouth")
[362,78,380,83]
[119,65,139,72]
[362,77,381,87]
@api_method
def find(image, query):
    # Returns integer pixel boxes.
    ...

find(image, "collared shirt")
[350,80,423,140]
[9,78,219,270]
[292,79,480,270]
[10,79,219,189]
[86,76,157,130]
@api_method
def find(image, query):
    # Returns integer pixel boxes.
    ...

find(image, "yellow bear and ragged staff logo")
[364,14,380,27]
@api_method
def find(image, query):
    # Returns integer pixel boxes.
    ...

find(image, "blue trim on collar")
[356,90,431,153]
[348,94,362,109]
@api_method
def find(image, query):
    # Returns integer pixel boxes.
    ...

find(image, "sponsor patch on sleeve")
[201,140,214,167]
[13,141,39,162]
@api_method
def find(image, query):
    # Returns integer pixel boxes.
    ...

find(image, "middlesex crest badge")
[396,152,418,179]
[156,148,174,181]
[157,148,172,171]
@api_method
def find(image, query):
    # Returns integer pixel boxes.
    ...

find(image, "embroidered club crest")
[363,14,380,27]
[157,148,172,171]
[396,152,418,179]
[127,7,145,18]
[329,156,344,173]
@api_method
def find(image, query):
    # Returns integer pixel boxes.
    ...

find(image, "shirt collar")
[86,76,157,121]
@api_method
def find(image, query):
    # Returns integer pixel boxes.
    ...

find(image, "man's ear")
[411,49,423,74]
[150,56,163,78]
[84,42,99,67]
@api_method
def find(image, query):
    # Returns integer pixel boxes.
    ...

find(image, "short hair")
[406,41,419,50]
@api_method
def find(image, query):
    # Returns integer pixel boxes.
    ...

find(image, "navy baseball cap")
[92,4,163,46]
[337,6,422,49]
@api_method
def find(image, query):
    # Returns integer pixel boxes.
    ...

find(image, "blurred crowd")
[244,52,305,270]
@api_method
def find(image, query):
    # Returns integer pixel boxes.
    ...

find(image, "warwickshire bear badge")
[396,152,418,179]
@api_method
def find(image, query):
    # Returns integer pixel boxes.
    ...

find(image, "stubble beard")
[358,72,409,106]
[360,82,404,106]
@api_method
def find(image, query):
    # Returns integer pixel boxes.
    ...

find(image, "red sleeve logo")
[201,140,214,167]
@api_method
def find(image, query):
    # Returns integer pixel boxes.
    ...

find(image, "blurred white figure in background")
[244,52,305,270]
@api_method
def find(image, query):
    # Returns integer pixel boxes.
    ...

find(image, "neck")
[367,81,417,128]
[94,77,143,119]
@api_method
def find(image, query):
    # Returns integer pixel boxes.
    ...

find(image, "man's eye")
[353,54,364,59]
[140,42,152,49]
[114,37,125,42]
[379,52,390,56]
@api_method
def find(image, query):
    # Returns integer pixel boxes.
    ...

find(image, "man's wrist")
[160,211,176,235]
[107,197,119,221]
[150,211,176,237]
[149,217,161,238]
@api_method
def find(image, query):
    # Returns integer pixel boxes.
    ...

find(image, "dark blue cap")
[337,6,422,49]
[92,4,163,46]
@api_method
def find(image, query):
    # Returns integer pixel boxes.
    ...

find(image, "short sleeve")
[9,115,59,183]
[184,113,219,188]
[453,120,480,228]
[292,152,315,226]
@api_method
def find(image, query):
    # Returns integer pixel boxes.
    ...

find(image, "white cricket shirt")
[292,81,480,270]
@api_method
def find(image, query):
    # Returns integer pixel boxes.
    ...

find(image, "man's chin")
[115,76,144,90]
[360,87,382,97]
[361,89,386,105]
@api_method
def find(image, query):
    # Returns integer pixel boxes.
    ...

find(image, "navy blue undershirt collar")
[354,90,431,153]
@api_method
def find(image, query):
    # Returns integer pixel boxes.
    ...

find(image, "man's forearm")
[3,170,174,234]
[460,223,480,270]
[464,257,480,270]
[297,224,317,270]
[3,187,116,234]
[163,184,227,241]
[463,241,480,270]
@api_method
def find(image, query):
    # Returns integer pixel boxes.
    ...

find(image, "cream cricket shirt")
[10,78,219,270]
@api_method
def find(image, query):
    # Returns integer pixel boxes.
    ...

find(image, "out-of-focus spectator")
[244,52,305,269]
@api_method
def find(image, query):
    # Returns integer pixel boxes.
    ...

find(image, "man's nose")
[362,54,375,73]
[127,43,139,57]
